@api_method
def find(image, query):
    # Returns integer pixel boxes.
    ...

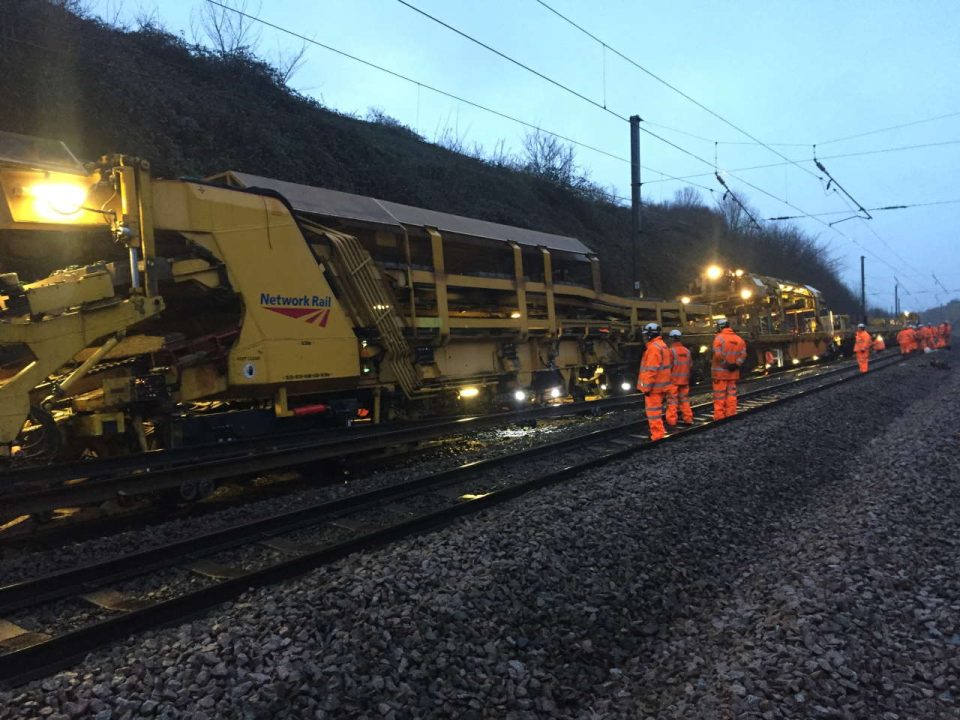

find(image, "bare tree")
[487,138,512,167]
[716,190,759,235]
[133,3,163,32]
[521,129,576,187]
[433,114,470,154]
[270,37,308,85]
[49,0,90,13]
[671,186,704,208]
[195,0,262,55]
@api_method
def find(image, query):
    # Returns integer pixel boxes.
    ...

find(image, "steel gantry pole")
[630,115,642,298]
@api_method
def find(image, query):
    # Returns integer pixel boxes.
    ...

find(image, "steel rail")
[0,357,851,518]
[0,393,649,517]
[0,353,865,611]
[0,393,645,489]
[0,354,905,687]
[0,351,851,489]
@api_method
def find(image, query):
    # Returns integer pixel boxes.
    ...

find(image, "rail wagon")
[0,131,714,463]
[682,266,860,372]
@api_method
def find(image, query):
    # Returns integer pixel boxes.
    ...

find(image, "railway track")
[0,358,844,524]
[0,392,654,521]
[0,353,904,687]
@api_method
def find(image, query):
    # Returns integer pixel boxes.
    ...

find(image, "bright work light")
[30,181,89,219]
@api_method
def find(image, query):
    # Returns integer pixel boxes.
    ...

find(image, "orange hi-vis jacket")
[936,324,947,348]
[896,328,912,350]
[854,329,872,354]
[712,328,747,380]
[637,336,672,393]
[911,327,922,349]
[669,342,692,386]
[920,325,934,349]
[872,335,885,352]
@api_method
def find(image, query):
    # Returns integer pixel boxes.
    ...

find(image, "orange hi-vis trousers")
[856,351,869,373]
[666,384,693,426]
[644,391,667,441]
[712,379,738,420]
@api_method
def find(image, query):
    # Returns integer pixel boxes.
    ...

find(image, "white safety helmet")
[643,322,661,338]
[668,329,682,339]
[715,318,730,330]
[857,323,866,329]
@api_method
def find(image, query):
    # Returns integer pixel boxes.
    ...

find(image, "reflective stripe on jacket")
[854,330,872,354]
[637,336,672,392]
[712,328,747,379]
[669,343,692,386]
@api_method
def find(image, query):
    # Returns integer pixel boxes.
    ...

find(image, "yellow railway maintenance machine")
[684,265,855,371]
[0,131,711,463]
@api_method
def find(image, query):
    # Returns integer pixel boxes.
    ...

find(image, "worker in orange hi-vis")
[665,329,694,427]
[854,323,872,373]
[945,321,953,349]
[711,318,747,420]
[920,323,935,351]
[872,334,886,353]
[910,324,923,353]
[636,322,672,441]
[935,322,948,349]
[896,326,912,355]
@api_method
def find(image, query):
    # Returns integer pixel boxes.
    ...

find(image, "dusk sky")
[89,0,960,313]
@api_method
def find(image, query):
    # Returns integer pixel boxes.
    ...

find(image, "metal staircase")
[298,218,424,398]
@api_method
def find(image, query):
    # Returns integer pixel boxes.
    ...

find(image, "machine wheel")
[157,476,218,508]
[178,480,201,503]
[196,477,217,499]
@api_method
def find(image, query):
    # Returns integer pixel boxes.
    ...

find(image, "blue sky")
[90,0,960,313]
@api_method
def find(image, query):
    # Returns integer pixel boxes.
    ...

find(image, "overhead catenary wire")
[393,0,852,233]
[213,0,934,303]
[531,0,824,186]
[818,110,960,146]
[395,0,939,293]
[714,172,762,230]
[813,150,872,220]
[202,0,714,194]
[712,109,960,148]
[643,139,960,185]
[396,0,629,123]
[767,197,960,220]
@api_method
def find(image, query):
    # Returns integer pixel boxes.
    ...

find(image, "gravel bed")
[0,406,647,584]
[5,355,950,720]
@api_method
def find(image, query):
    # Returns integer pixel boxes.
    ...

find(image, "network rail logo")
[259,292,332,326]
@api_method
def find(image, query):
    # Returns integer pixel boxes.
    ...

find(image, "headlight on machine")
[28,181,90,219]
